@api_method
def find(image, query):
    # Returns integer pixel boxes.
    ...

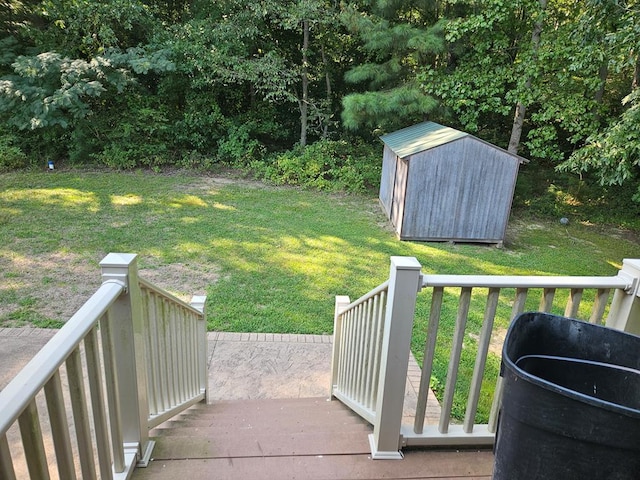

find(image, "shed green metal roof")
[380,121,469,158]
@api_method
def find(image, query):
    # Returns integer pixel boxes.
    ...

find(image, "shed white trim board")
[379,122,525,243]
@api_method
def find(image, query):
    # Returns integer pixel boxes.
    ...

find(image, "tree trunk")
[592,62,608,126]
[507,0,547,155]
[594,62,608,105]
[300,19,310,147]
[321,46,332,138]
[508,80,530,155]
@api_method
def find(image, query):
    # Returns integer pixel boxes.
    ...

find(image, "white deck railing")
[140,278,207,428]
[0,253,207,479]
[330,282,389,425]
[331,257,640,459]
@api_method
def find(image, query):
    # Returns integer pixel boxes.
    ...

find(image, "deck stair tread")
[135,397,494,480]
[154,402,369,430]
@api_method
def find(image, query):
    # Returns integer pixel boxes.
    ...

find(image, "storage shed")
[379,122,525,244]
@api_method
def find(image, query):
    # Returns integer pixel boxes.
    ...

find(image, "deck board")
[134,398,494,480]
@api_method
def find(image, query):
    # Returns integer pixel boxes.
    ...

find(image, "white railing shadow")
[331,257,640,459]
[0,253,207,479]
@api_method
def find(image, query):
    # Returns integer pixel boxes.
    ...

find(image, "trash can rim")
[503,321,640,419]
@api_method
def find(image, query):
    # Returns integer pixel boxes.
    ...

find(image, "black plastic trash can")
[493,312,640,480]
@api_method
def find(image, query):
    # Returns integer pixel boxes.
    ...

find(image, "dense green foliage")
[1,0,639,201]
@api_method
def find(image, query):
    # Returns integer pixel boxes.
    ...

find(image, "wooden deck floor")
[132,398,494,480]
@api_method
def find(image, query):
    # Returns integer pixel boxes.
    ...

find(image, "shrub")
[0,133,29,171]
[217,124,266,167]
[92,103,171,169]
[256,139,380,193]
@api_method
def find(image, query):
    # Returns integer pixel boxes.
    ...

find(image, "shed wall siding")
[400,137,518,242]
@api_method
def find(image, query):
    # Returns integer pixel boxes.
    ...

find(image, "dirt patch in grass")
[468,327,507,358]
[0,172,248,326]
[139,260,219,303]
[0,250,219,326]
[173,171,269,193]
[0,251,102,324]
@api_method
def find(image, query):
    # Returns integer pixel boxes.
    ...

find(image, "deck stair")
[132,397,494,480]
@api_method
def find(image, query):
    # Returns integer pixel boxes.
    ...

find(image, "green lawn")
[2,170,638,419]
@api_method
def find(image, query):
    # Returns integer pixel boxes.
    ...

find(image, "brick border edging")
[0,327,59,337]
[208,331,332,344]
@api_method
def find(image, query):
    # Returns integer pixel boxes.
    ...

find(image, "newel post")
[100,253,154,467]
[606,259,640,335]
[370,256,422,459]
[190,295,208,402]
[330,295,351,397]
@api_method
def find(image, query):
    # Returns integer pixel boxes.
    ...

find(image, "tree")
[419,0,552,150]
[420,0,623,162]
[340,0,444,133]
[270,0,338,146]
[0,0,174,164]
[558,0,640,200]
[507,0,546,155]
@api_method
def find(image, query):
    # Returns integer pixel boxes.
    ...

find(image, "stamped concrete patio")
[1,328,493,479]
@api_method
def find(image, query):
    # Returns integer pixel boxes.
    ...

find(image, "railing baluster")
[173,304,183,404]
[439,287,472,434]
[187,312,195,398]
[350,305,361,397]
[464,288,500,433]
[84,325,113,479]
[147,291,164,415]
[140,289,149,399]
[355,301,367,403]
[414,286,443,434]
[337,314,346,390]
[100,312,125,474]
[564,288,583,317]
[141,290,150,404]
[158,298,169,411]
[590,288,610,324]
[195,313,201,395]
[346,308,357,396]
[44,371,77,480]
[180,306,188,403]
[66,347,98,480]
[0,433,17,480]
[185,312,194,398]
[348,306,357,399]
[363,296,378,409]
[18,400,50,480]
[339,309,348,392]
[540,287,555,312]
[357,299,372,403]
[370,290,386,408]
[488,287,529,432]
[167,301,178,408]
[184,311,192,400]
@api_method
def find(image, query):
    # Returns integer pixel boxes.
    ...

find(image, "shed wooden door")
[390,157,408,236]
[379,146,397,217]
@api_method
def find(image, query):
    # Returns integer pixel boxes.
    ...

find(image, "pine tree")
[340,0,444,133]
